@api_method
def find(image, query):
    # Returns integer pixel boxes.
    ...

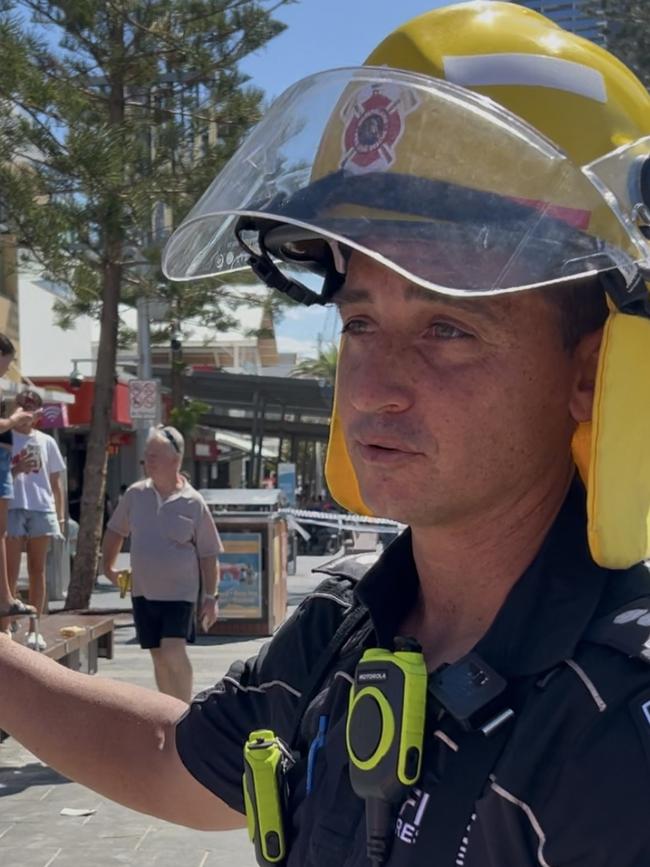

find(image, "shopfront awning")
[215,430,279,460]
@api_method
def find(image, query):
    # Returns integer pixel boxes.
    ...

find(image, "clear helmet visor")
[162,66,650,298]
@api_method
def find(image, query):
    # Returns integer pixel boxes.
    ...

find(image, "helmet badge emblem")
[340,83,418,174]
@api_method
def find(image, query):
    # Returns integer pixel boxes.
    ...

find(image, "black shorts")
[132,597,196,650]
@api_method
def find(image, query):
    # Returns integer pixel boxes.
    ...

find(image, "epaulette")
[314,551,380,582]
[287,553,377,749]
[585,595,650,662]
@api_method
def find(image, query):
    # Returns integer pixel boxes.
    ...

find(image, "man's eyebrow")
[335,286,371,305]
[336,283,507,324]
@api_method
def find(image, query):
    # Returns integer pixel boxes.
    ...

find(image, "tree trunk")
[170,345,194,473]
[65,31,124,610]
[64,258,121,610]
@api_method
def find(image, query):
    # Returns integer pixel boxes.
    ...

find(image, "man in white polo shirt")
[102,425,222,702]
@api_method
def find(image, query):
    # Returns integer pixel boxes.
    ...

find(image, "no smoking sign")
[128,379,160,420]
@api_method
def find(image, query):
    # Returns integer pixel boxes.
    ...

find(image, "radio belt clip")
[243,729,294,866]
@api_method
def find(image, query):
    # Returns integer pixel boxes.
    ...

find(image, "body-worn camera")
[428,651,513,734]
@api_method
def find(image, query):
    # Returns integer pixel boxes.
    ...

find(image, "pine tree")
[0,0,292,609]
[591,1,650,87]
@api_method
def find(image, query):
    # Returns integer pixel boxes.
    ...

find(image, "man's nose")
[345,340,415,414]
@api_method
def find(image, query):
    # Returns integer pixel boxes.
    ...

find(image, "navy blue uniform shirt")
[177,481,650,865]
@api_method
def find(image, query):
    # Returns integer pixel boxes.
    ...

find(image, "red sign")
[30,378,132,426]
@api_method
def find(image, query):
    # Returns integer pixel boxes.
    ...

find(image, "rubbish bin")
[46,535,71,602]
[200,489,289,637]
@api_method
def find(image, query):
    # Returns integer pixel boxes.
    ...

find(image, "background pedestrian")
[102,425,222,702]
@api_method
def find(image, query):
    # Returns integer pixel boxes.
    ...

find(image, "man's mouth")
[355,439,422,464]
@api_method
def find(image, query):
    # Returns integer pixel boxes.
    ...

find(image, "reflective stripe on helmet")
[443,54,607,103]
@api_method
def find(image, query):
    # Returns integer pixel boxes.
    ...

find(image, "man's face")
[143,438,180,479]
[335,251,595,528]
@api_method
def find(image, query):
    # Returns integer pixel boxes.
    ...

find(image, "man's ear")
[569,328,603,423]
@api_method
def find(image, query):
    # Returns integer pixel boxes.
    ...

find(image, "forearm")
[0,636,241,829]
[102,529,124,572]
[51,478,63,520]
[200,558,219,597]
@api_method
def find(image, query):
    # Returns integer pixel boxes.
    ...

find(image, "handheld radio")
[346,639,428,865]
[243,729,293,866]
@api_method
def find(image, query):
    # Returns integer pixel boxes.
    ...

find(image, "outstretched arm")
[0,407,35,433]
[0,636,245,831]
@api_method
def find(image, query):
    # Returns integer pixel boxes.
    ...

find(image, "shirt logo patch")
[455,812,478,866]
[641,699,650,727]
[629,689,650,771]
[613,608,650,626]
[611,607,650,661]
[395,788,430,845]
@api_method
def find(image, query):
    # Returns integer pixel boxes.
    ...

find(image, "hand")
[12,453,38,475]
[199,595,219,632]
[104,566,120,587]
[9,408,37,428]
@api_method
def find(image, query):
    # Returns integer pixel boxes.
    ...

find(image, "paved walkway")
[0,554,334,867]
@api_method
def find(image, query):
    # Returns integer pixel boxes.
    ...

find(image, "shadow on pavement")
[0,762,69,797]
[196,634,272,646]
[120,633,264,647]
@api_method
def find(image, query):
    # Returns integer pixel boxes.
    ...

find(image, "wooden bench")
[1,612,115,743]
[9,612,114,673]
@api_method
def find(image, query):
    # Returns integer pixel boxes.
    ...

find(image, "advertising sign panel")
[218,532,263,619]
[277,462,297,506]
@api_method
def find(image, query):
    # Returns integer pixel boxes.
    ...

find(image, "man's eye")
[341,319,370,335]
[429,322,470,339]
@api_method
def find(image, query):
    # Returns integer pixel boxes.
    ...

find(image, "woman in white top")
[6,390,66,650]
[0,339,38,632]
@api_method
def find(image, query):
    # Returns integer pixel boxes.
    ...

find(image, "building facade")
[516,1,607,45]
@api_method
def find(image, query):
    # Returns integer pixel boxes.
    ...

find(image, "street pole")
[314,440,323,500]
[136,295,152,474]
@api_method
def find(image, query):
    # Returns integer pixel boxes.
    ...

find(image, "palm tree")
[291,342,338,385]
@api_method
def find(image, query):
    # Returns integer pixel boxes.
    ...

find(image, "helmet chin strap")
[235,217,345,306]
[247,251,324,306]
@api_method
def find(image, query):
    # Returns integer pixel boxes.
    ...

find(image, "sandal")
[0,599,37,617]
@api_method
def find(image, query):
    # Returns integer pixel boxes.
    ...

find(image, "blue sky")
[238,0,451,357]
[240,0,451,102]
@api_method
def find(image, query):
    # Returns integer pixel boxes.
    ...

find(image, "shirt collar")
[146,476,189,507]
[349,478,612,678]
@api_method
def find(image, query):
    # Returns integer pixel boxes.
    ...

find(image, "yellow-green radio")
[243,729,293,866]
[346,640,428,865]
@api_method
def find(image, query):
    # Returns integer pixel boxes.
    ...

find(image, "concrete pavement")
[0,554,334,867]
